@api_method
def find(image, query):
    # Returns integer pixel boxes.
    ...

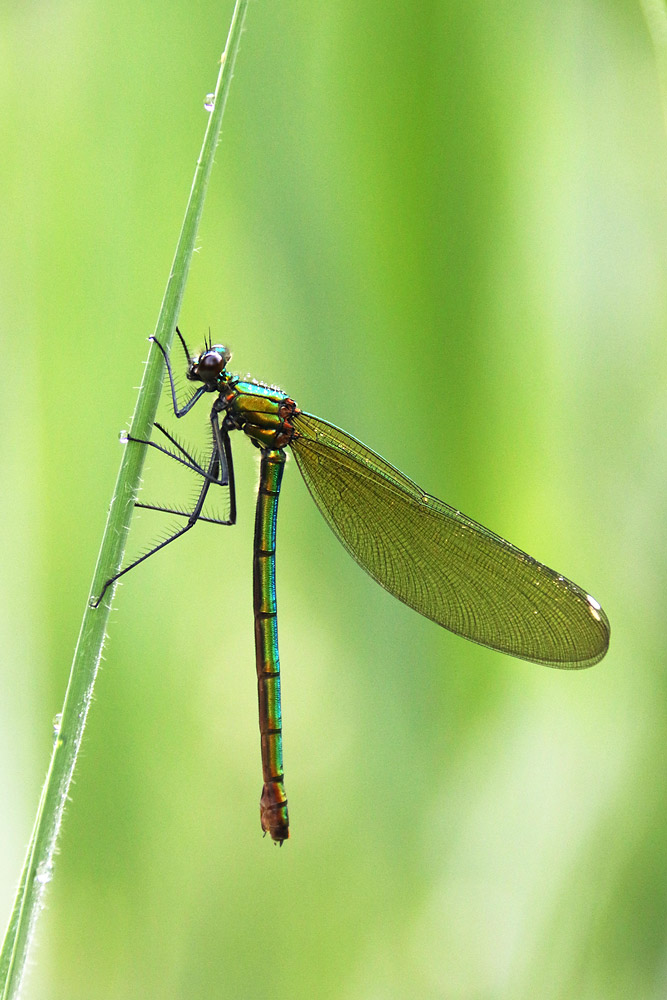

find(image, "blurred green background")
[1,2,665,997]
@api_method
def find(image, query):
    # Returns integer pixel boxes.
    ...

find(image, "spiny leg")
[91,426,235,608]
[135,418,236,524]
[151,333,208,417]
[175,326,192,364]
[127,421,229,484]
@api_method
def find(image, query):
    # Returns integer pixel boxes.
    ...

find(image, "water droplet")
[204,93,215,112]
[52,713,62,739]
[119,430,129,444]
[35,861,53,885]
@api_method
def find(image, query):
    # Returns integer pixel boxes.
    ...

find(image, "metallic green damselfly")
[95,331,609,843]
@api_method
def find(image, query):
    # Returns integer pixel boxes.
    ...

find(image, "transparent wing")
[290,412,609,668]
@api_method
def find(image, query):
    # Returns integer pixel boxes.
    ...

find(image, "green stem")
[0,3,249,995]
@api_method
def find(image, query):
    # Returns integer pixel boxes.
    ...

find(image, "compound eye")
[194,350,226,382]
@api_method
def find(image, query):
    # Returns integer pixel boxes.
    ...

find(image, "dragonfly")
[94,330,610,844]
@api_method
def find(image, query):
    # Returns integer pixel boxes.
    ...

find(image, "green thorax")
[222,376,300,450]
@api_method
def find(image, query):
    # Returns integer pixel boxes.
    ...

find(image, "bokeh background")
[1,2,665,998]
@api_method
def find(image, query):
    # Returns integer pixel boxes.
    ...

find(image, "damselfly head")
[188,345,231,386]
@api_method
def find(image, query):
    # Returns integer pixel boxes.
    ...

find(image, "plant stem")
[0,3,249,996]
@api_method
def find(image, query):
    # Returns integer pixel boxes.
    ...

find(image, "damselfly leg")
[91,335,236,608]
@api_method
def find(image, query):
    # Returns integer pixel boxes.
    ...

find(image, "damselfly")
[94,331,610,843]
